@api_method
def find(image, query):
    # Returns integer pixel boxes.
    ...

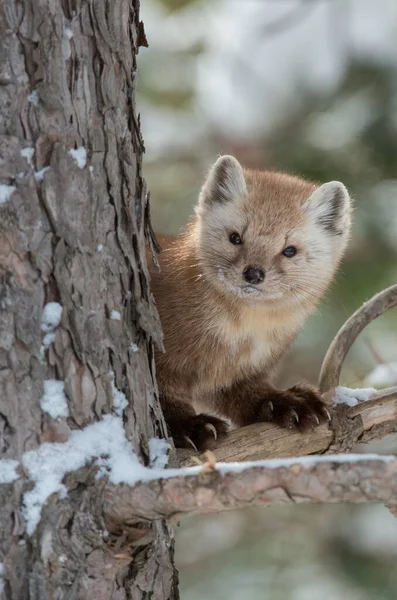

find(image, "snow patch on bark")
[35,167,50,182]
[0,459,20,484]
[41,302,62,332]
[149,438,171,468]
[20,147,34,167]
[40,302,62,356]
[40,380,69,419]
[112,380,128,417]
[69,147,87,169]
[0,184,16,204]
[27,90,39,105]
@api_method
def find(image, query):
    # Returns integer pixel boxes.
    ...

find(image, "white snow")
[334,386,376,407]
[21,415,158,535]
[111,381,128,417]
[35,167,50,182]
[0,184,16,205]
[69,147,87,169]
[97,244,103,252]
[27,90,39,105]
[149,437,171,468]
[89,165,94,173]
[0,459,20,484]
[41,302,62,333]
[40,332,56,357]
[215,453,395,476]
[130,342,139,353]
[40,380,69,419]
[20,147,34,168]
[64,27,73,39]
[110,310,121,320]
[366,362,397,388]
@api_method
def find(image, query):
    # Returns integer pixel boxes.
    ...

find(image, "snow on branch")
[103,454,397,525]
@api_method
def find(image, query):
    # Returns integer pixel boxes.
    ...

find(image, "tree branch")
[103,455,397,525]
[319,283,397,393]
[176,387,397,466]
[101,284,397,530]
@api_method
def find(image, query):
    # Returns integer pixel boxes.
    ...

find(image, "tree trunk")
[0,1,179,598]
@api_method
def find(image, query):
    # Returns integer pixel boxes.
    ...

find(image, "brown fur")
[149,157,351,449]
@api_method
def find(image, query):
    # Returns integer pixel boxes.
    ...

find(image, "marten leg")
[160,394,229,450]
[213,379,331,431]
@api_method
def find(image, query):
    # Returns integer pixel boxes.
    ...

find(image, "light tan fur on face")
[149,155,352,436]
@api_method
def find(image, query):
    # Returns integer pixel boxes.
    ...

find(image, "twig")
[319,284,397,393]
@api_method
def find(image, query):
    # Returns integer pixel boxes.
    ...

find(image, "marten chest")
[199,308,300,388]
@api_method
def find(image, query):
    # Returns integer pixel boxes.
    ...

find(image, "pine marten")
[149,156,352,450]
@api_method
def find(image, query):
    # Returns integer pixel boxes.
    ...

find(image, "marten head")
[194,155,351,309]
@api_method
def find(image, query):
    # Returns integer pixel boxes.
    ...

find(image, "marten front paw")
[259,385,331,431]
[171,414,229,451]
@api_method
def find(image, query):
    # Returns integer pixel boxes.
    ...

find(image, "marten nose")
[243,266,265,285]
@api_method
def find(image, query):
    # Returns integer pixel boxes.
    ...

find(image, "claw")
[268,401,274,412]
[205,423,217,440]
[184,436,198,452]
[291,408,299,423]
[314,415,320,425]
[324,408,331,421]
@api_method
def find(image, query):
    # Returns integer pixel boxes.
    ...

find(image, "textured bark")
[0,1,178,598]
[103,456,397,522]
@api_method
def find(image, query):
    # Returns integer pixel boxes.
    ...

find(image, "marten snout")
[243,266,265,285]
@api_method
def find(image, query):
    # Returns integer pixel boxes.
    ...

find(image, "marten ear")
[304,181,351,236]
[199,155,247,207]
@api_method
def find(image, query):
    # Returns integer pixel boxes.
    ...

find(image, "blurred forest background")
[138,1,397,598]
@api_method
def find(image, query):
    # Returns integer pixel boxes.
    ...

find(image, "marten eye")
[282,246,297,258]
[229,232,242,245]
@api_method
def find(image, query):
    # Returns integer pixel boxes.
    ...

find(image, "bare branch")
[177,386,397,466]
[319,283,397,394]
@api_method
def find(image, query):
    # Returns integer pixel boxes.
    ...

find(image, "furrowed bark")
[0,1,178,598]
